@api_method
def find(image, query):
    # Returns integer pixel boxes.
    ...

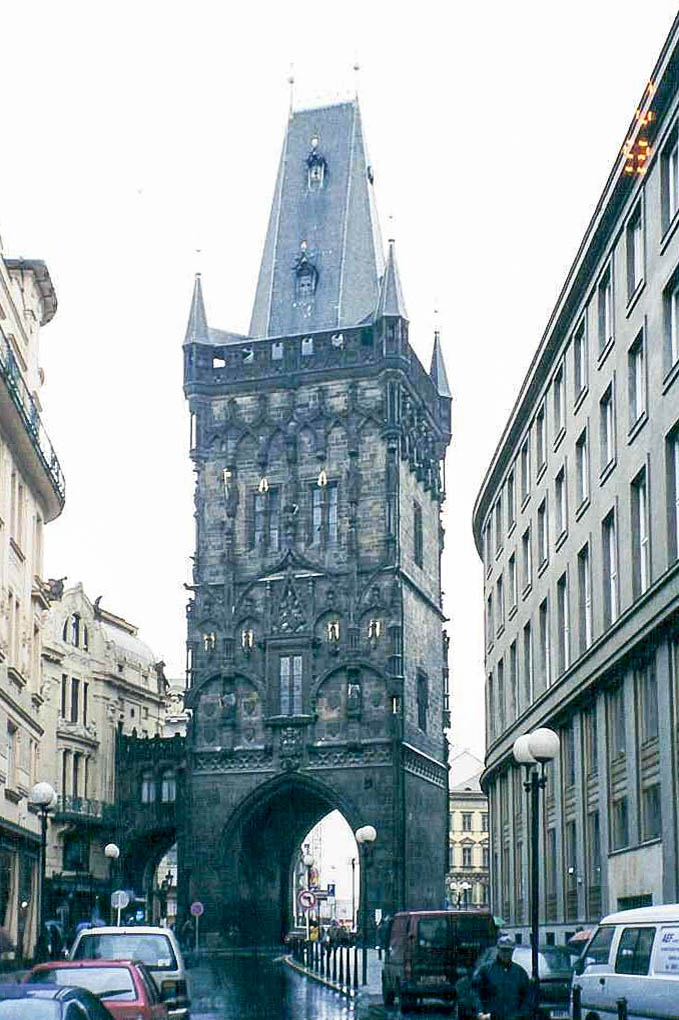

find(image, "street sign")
[111,889,129,926]
[190,901,204,917]
[134,908,145,922]
[297,889,316,910]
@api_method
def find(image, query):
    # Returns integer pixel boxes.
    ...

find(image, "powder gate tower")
[181,99,452,944]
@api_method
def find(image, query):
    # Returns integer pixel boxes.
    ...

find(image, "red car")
[25,959,168,1020]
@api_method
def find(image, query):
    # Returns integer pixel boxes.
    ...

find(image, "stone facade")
[179,98,452,943]
[0,247,62,960]
[40,584,170,930]
[473,19,679,942]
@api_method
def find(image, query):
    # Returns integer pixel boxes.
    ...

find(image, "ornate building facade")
[474,16,679,942]
[0,248,63,960]
[447,748,489,910]
[181,99,452,943]
[40,584,170,929]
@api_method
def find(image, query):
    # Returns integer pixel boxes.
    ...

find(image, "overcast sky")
[2,1,678,761]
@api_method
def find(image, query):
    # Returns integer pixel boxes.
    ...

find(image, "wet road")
[190,953,359,1020]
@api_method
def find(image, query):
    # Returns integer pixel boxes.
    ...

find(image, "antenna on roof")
[353,61,360,100]
[288,65,295,116]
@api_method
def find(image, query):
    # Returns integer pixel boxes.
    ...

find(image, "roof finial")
[353,60,360,100]
[288,65,295,117]
[433,304,440,342]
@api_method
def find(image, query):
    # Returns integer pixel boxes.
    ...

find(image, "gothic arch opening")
[293,811,359,935]
[218,773,358,945]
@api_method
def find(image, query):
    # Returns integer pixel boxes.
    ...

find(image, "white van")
[573,904,679,1019]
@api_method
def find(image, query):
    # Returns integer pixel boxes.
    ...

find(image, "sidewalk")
[284,946,385,1015]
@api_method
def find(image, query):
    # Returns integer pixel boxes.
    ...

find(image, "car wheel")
[382,975,395,1006]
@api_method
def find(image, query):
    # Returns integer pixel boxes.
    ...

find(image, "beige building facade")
[40,583,169,929]
[447,749,490,910]
[0,246,63,959]
[473,16,679,943]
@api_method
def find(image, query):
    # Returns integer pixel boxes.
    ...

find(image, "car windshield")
[0,1003,60,1019]
[30,966,136,1001]
[73,933,176,970]
[418,918,449,948]
[512,946,573,976]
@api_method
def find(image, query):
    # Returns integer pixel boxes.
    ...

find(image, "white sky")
[2,1,678,762]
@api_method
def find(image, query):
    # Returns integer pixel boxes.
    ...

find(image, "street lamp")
[104,843,120,924]
[302,850,314,940]
[513,727,560,1020]
[459,881,472,909]
[30,781,57,961]
[355,824,377,986]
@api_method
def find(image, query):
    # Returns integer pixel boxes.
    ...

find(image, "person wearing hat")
[471,934,531,1020]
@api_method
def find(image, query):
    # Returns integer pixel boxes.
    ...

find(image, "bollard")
[353,944,359,989]
[617,998,628,1020]
[332,946,337,983]
[338,945,345,986]
[572,984,582,1020]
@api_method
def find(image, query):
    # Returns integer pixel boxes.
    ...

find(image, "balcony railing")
[0,327,65,505]
[53,796,114,823]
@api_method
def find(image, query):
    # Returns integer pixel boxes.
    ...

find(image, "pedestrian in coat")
[472,935,531,1020]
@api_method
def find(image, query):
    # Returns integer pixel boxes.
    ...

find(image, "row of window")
[483,199,679,579]
[487,429,679,732]
[140,770,176,803]
[452,810,489,832]
[60,675,89,726]
[450,844,490,869]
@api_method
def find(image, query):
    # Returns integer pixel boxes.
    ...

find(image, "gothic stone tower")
[182,100,452,943]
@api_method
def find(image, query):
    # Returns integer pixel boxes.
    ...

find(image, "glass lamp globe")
[302,853,314,868]
[528,727,560,763]
[512,734,536,765]
[104,843,120,860]
[355,825,377,844]
[30,781,56,807]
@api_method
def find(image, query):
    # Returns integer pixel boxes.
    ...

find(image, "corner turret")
[430,329,451,440]
[376,239,408,354]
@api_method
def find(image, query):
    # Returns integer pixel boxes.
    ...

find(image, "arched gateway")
[115,97,453,945]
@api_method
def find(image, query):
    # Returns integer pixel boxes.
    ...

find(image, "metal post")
[37,808,48,961]
[332,945,337,982]
[351,858,356,931]
[338,944,344,986]
[353,943,358,989]
[361,845,368,985]
[572,984,582,1020]
[530,770,541,1020]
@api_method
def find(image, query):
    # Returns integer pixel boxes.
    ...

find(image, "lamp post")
[302,850,314,940]
[104,843,120,924]
[350,857,357,930]
[29,781,57,961]
[355,824,377,986]
[459,881,472,909]
[513,727,560,1020]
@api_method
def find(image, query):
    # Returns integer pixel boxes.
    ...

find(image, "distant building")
[161,679,188,738]
[473,16,679,941]
[41,584,169,928]
[0,246,63,959]
[447,749,489,909]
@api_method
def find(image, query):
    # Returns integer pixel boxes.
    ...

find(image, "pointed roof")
[249,100,385,338]
[376,239,407,320]
[430,330,451,399]
[184,273,209,345]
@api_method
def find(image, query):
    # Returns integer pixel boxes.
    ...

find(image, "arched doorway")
[120,827,176,925]
[293,811,359,937]
[219,773,358,945]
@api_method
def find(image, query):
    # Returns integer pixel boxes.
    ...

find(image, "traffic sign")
[111,890,129,910]
[190,901,204,917]
[297,889,317,910]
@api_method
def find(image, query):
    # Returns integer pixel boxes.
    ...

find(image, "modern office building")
[473,16,679,942]
[0,248,63,959]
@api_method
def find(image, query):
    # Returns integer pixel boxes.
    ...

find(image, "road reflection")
[190,953,357,1020]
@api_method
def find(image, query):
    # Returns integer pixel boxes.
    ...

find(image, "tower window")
[279,655,303,715]
[306,143,327,190]
[251,487,280,552]
[413,502,423,568]
[310,482,338,546]
[417,670,428,732]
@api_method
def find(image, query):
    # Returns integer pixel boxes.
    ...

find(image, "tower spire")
[184,273,208,345]
[429,325,451,399]
[376,238,408,321]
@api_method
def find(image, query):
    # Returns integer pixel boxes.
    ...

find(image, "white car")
[69,926,190,1020]
[573,903,679,1020]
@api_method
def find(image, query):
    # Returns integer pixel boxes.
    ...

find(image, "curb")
[283,954,357,998]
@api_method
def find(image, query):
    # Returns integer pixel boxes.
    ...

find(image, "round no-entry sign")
[190,901,204,917]
[111,890,129,910]
[297,889,316,910]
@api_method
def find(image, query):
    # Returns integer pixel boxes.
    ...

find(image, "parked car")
[69,927,189,1020]
[573,902,679,1020]
[467,943,572,1019]
[25,959,168,1019]
[381,909,499,1011]
[0,982,114,1019]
